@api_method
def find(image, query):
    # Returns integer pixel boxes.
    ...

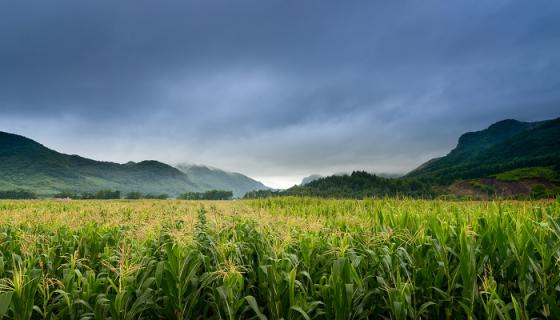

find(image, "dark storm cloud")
[1,0,559,187]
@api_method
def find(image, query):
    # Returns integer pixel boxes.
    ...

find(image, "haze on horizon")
[1,1,559,188]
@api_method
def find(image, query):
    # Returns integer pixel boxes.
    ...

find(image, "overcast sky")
[1,1,559,188]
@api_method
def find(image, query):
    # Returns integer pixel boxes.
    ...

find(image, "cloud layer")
[1,1,559,187]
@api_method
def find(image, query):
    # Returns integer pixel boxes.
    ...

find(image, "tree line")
[0,189,234,199]
[245,171,438,199]
[244,171,560,200]
[178,190,233,200]
[0,189,37,199]
[54,190,122,199]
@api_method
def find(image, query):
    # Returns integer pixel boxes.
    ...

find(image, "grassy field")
[0,198,558,319]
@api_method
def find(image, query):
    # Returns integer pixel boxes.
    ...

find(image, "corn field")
[0,198,559,319]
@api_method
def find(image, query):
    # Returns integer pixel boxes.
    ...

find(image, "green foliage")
[179,190,234,200]
[0,190,37,199]
[125,192,168,199]
[0,131,269,198]
[54,189,121,199]
[243,191,274,199]
[470,180,496,196]
[85,189,121,199]
[408,118,560,185]
[243,189,282,199]
[493,166,559,182]
[125,191,143,199]
[145,193,169,200]
[52,191,80,199]
[0,132,203,197]
[251,119,560,200]
[531,185,547,199]
[246,171,436,199]
[0,198,559,318]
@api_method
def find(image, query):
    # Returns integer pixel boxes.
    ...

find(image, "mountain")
[300,174,324,185]
[407,118,560,184]
[175,164,268,198]
[3,116,558,199]
[0,131,203,196]
[254,117,560,199]
[0,131,267,197]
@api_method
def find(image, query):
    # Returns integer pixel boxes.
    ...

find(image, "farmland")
[0,198,559,319]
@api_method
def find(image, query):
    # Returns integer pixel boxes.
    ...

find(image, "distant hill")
[175,164,268,198]
[300,174,324,185]
[283,171,434,198]
[300,172,402,186]
[249,117,560,199]
[0,132,266,197]
[407,118,560,184]
[0,131,203,196]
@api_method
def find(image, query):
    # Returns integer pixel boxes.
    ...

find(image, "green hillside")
[284,171,435,198]
[175,164,268,198]
[3,116,558,199]
[0,132,202,196]
[0,131,269,197]
[248,117,560,199]
[492,166,559,182]
[407,118,560,184]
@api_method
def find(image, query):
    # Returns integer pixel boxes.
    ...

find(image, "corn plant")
[0,198,558,319]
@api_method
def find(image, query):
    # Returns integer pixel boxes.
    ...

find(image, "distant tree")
[125,191,143,199]
[179,190,233,200]
[81,189,121,199]
[145,193,169,199]
[53,191,80,199]
[243,190,282,199]
[0,189,37,199]
[98,190,120,199]
[245,172,438,199]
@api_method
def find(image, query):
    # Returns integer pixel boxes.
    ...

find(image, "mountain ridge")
[247,117,560,199]
[407,117,560,183]
[0,131,266,197]
[175,164,268,198]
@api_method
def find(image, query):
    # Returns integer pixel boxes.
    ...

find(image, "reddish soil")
[449,178,558,199]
